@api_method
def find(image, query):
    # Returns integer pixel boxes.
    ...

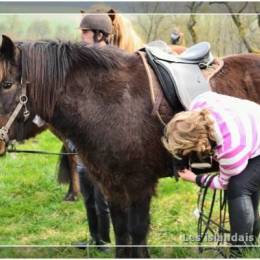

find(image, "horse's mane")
[112,14,144,52]
[20,40,124,120]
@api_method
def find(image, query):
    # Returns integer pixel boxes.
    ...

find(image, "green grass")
[0,131,259,258]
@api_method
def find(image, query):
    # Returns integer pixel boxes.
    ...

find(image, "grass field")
[0,131,259,258]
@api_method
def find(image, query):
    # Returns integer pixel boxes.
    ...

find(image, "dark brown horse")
[10,9,144,202]
[0,35,260,257]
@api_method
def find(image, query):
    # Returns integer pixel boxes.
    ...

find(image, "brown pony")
[11,10,146,202]
[1,35,260,257]
[107,10,185,54]
[108,9,144,52]
[15,11,184,202]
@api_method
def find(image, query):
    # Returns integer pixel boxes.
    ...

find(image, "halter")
[0,78,30,144]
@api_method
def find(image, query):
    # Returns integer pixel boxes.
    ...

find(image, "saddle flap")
[144,47,211,112]
[158,61,210,110]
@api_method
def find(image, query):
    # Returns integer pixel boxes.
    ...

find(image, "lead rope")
[6,141,77,156]
[196,176,229,257]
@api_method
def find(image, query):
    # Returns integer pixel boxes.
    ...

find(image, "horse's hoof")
[0,141,6,156]
[64,192,78,201]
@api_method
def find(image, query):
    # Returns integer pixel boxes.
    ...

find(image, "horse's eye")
[1,81,13,89]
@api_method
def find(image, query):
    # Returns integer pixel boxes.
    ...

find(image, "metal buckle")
[19,95,28,105]
[23,109,30,121]
[19,94,30,121]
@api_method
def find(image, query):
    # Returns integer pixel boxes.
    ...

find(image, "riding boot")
[98,212,111,243]
[94,185,111,243]
[87,211,110,253]
[78,165,101,245]
[86,204,101,244]
[74,206,101,250]
[78,164,110,251]
[228,196,255,257]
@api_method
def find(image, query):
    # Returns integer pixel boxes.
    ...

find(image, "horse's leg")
[65,154,80,201]
[109,202,132,258]
[61,153,80,201]
[49,126,81,201]
[128,194,152,258]
[56,145,77,201]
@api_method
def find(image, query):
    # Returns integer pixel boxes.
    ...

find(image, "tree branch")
[210,2,260,53]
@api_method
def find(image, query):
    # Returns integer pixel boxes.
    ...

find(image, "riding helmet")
[79,14,113,34]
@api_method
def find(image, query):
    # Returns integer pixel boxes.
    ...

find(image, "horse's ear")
[108,8,116,22]
[0,35,15,60]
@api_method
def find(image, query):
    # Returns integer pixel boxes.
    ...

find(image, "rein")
[195,173,229,257]
[6,144,77,156]
[0,79,30,144]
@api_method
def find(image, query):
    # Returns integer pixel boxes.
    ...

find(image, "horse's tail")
[57,145,71,184]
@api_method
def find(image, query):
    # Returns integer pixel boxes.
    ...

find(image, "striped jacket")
[190,91,260,189]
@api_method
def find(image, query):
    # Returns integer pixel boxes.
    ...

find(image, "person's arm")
[178,169,229,190]
[209,145,251,189]
[179,145,251,189]
[196,172,229,190]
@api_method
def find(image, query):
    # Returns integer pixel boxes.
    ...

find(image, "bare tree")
[210,2,260,53]
[253,2,260,28]
[135,3,174,42]
[186,2,203,43]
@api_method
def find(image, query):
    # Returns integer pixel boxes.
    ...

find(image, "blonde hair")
[162,109,216,159]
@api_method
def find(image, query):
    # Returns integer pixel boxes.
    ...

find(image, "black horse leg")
[128,194,152,258]
[109,202,131,258]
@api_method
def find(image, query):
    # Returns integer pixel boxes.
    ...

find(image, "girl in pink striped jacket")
[162,91,260,253]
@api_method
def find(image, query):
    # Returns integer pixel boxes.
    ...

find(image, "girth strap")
[137,51,166,126]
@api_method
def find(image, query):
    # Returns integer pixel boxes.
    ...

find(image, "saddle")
[144,41,214,111]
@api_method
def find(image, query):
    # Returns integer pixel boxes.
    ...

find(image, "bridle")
[0,78,30,145]
[0,79,78,157]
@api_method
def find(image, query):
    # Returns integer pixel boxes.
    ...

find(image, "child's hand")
[178,169,196,183]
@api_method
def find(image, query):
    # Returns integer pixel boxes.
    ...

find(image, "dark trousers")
[78,166,111,244]
[227,155,260,253]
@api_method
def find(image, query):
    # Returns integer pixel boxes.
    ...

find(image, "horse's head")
[0,35,21,112]
[107,9,143,52]
[0,35,41,154]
